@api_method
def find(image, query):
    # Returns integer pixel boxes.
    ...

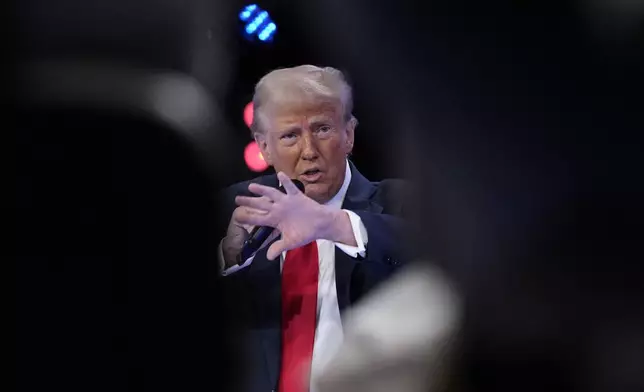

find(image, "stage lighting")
[243,102,254,128]
[244,141,269,172]
[239,4,276,42]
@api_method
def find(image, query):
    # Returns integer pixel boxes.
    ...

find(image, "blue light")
[258,22,276,41]
[238,4,257,22]
[239,4,276,42]
[245,23,258,34]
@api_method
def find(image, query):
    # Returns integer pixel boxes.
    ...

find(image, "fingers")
[247,174,302,201]
[259,228,281,253]
[236,195,273,211]
[266,237,306,261]
[248,182,285,201]
[277,172,302,195]
[267,239,287,261]
[233,206,271,227]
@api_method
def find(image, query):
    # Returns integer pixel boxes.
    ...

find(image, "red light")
[244,141,268,172]
[243,102,254,128]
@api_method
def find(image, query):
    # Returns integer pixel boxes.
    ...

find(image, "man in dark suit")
[218,65,408,392]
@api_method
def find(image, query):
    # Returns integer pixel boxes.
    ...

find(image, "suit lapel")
[335,162,382,313]
[342,161,381,213]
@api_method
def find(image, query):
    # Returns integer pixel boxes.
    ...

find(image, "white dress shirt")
[218,161,369,392]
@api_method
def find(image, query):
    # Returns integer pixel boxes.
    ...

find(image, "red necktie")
[279,241,319,392]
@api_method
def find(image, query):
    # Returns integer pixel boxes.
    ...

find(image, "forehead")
[265,102,342,130]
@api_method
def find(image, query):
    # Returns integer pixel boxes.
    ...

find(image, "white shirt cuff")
[334,210,368,258]
[218,239,254,276]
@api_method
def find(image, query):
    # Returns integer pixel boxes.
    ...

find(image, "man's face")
[256,103,355,203]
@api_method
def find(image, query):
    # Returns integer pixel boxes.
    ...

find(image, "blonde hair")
[250,65,355,136]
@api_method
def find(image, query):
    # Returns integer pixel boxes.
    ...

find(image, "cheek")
[321,139,347,162]
[270,146,300,171]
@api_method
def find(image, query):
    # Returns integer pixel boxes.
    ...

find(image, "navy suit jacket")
[219,162,408,392]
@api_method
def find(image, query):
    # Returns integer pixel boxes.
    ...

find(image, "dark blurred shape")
[16,62,235,392]
[16,0,239,391]
[17,0,236,96]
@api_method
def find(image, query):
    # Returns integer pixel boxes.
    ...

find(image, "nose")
[299,131,319,161]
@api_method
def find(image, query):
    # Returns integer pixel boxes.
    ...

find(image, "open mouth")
[301,168,322,182]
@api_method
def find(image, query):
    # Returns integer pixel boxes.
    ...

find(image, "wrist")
[320,208,356,246]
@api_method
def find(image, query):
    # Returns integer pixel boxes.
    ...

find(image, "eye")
[280,132,296,140]
[317,125,333,133]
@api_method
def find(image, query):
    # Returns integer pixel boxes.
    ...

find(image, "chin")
[304,183,330,203]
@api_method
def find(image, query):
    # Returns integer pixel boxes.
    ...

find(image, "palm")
[234,172,331,261]
[272,193,323,252]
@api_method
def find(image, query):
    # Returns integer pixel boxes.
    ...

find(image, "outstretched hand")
[235,172,347,260]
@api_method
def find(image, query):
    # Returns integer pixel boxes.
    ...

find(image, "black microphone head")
[292,179,305,193]
[278,179,305,193]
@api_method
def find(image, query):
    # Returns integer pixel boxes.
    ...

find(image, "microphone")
[236,179,305,264]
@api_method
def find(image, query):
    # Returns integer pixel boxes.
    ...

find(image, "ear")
[254,133,273,166]
[343,116,357,155]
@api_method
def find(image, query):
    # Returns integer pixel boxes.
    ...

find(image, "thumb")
[267,239,288,261]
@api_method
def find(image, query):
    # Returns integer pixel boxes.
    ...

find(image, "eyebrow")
[309,118,333,128]
[277,116,333,134]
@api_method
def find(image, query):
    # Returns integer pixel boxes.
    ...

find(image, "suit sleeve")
[353,211,407,268]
